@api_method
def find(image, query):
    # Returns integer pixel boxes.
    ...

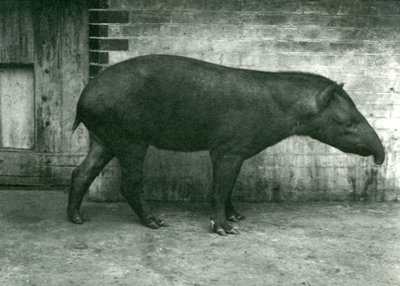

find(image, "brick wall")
[88,0,400,202]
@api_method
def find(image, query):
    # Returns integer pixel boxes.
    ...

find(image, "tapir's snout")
[370,132,385,165]
[357,122,385,165]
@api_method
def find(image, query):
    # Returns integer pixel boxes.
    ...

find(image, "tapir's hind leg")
[117,143,168,229]
[67,135,114,224]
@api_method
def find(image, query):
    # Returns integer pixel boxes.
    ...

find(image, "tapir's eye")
[345,121,354,128]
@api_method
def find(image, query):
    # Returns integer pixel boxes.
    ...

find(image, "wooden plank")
[0,0,34,64]
[39,154,118,167]
[61,0,90,154]
[0,176,42,187]
[32,0,64,153]
[0,66,35,149]
[0,151,38,177]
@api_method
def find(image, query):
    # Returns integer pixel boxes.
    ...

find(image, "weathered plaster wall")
[87,0,400,202]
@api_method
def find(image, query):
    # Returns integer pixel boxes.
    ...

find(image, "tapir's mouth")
[355,144,371,156]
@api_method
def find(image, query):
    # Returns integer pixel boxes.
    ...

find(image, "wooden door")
[0,0,89,188]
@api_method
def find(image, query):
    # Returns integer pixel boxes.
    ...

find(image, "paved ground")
[0,190,399,286]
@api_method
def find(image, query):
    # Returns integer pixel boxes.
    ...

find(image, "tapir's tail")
[72,113,81,131]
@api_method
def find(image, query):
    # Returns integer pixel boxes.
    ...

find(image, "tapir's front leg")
[209,152,243,236]
[226,197,246,222]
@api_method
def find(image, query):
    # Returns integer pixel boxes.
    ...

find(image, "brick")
[297,27,400,43]
[325,14,400,28]
[89,38,99,50]
[372,118,400,130]
[91,39,129,51]
[121,24,162,37]
[194,11,254,25]
[130,10,255,25]
[370,104,400,118]
[89,64,103,76]
[377,2,400,16]
[89,0,109,9]
[108,25,122,37]
[90,10,129,23]
[143,0,206,11]
[130,10,172,23]
[89,51,98,63]
[89,51,109,64]
[98,52,109,64]
[205,0,247,11]
[108,0,143,10]
[108,51,132,64]
[89,24,109,37]
[252,13,400,28]
[220,53,241,66]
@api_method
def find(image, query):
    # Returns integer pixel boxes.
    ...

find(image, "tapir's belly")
[142,113,213,152]
[150,128,210,151]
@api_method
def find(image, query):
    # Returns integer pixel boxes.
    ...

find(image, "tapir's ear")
[316,83,337,110]
[338,82,344,88]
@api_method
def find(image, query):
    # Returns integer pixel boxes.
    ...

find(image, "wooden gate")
[0,0,89,188]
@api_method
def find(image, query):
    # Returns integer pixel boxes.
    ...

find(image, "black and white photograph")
[0,0,399,285]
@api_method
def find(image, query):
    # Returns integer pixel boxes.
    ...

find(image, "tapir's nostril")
[372,141,385,166]
[374,153,385,166]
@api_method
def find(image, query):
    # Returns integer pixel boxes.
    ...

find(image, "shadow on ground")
[0,190,399,286]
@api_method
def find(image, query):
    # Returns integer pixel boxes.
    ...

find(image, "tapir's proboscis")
[68,55,385,236]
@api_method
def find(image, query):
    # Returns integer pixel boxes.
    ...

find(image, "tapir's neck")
[258,84,326,144]
[262,76,331,139]
[290,120,308,136]
[256,108,306,153]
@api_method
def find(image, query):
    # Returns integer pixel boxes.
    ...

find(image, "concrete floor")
[0,190,399,286]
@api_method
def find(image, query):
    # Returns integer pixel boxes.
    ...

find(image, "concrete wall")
[88,0,400,202]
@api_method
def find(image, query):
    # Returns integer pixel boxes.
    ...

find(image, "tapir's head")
[304,82,385,165]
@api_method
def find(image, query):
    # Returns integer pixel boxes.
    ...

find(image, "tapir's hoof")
[210,219,240,236]
[68,213,85,224]
[143,215,169,229]
[227,213,246,222]
[73,217,83,224]
[67,208,90,224]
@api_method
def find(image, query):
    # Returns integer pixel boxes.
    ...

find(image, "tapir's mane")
[265,70,356,106]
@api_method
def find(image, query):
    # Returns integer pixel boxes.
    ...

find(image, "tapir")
[68,54,385,235]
